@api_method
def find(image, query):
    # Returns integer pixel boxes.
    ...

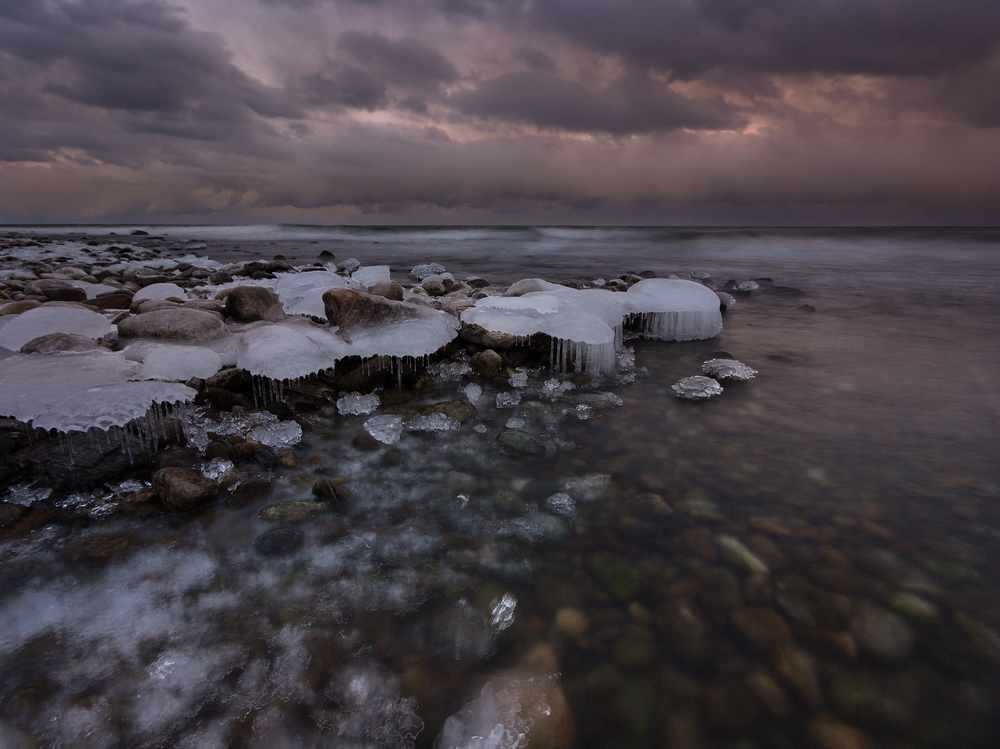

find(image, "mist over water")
[1,226,999,748]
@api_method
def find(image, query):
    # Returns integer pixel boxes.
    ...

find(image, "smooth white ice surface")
[236,323,350,381]
[273,271,348,318]
[624,278,723,341]
[0,350,195,431]
[134,344,223,382]
[351,265,391,287]
[0,307,113,351]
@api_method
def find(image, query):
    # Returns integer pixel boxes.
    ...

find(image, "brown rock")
[808,718,873,749]
[460,322,524,349]
[0,300,41,316]
[118,308,227,342]
[471,348,503,376]
[369,280,404,301]
[322,288,427,341]
[773,644,821,707]
[682,526,718,562]
[225,285,285,323]
[88,292,134,310]
[23,279,86,302]
[312,477,355,507]
[152,468,219,512]
[20,333,102,354]
[731,607,792,650]
[746,671,792,718]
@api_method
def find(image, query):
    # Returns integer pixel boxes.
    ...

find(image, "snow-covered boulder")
[0,307,112,352]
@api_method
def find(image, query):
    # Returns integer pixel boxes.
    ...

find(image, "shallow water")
[1,227,999,748]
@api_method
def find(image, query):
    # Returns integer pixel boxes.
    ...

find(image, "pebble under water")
[1,226,999,749]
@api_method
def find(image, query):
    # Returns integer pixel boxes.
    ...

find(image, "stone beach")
[0,227,998,749]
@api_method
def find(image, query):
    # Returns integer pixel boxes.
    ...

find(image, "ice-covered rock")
[702,358,757,381]
[624,279,724,341]
[351,265,391,288]
[273,271,349,318]
[734,280,760,292]
[410,263,447,280]
[670,375,724,401]
[247,420,303,448]
[132,283,187,302]
[20,332,102,354]
[408,412,460,432]
[0,307,112,351]
[0,350,195,432]
[133,344,223,381]
[236,322,349,381]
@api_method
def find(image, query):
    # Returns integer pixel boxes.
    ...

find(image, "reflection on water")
[1,228,999,748]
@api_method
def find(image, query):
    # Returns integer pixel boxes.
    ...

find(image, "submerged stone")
[253,525,303,556]
[259,500,329,522]
[496,429,546,456]
[152,467,219,512]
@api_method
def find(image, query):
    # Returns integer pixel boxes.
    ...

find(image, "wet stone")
[259,500,329,523]
[225,285,285,322]
[226,478,271,509]
[496,429,546,456]
[63,534,136,563]
[253,525,303,556]
[312,477,355,507]
[731,607,792,650]
[849,602,916,661]
[152,467,219,513]
[0,502,29,529]
[808,718,873,749]
[471,348,503,376]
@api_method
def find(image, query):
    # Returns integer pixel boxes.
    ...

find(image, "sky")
[1,0,999,225]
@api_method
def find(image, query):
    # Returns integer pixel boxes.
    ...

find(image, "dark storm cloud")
[523,0,1000,78]
[338,31,458,86]
[0,0,300,159]
[450,71,744,134]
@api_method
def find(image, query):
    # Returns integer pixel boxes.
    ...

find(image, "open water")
[1,226,999,749]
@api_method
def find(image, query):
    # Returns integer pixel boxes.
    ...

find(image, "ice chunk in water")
[544,492,576,517]
[496,392,521,408]
[505,417,525,429]
[248,420,302,448]
[364,414,404,444]
[671,375,724,400]
[273,270,348,318]
[702,358,757,381]
[408,412,459,431]
[132,283,187,302]
[199,458,234,480]
[0,307,112,351]
[134,344,223,381]
[509,372,528,388]
[561,474,611,501]
[337,392,381,416]
[541,378,575,399]
[734,280,760,292]
[351,265,391,287]
[0,350,195,432]
[461,383,483,403]
[490,593,517,632]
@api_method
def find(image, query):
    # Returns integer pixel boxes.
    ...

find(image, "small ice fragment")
[113,479,146,494]
[338,257,361,274]
[429,360,473,380]
[702,358,757,381]
[337,392,381,416]
[364,414,403,444]
[490,593,517,632]
[671,375,723,400]
[456,494,470,507]
[617,347,636,369]
[505,417,526,429]
[200,458,234,480]
[593,278,606,286]
[473,424,488,434]
[509,372,528,388]
[496,392,521,408]
[544,492,576,517]
[576,392,623,408]
[460,383,482,403]
[541,378,575,399]
[408,412,459,432]
[5,483,53,504]
[573,404,592,420]
[734,280,760,292]
[248,420,303,448]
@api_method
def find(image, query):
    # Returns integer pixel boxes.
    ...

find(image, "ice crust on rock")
[248,420,303,448]
[463,278,722,376]
[0,350,195,432]
[272,271,348,318]
[0,307,112,351]
[133,283,187,302]
[702,358,757,381]
[236,322,349,381]
[411,263,447,280]
[408,412,460,432]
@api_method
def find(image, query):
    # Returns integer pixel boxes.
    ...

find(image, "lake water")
[1,226,999,748]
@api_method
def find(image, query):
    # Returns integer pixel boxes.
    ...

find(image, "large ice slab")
[132,344,223,382]
[0,307,112,352]
[236,322,351,381]
[624,278,723,340]
[0,350,195,432]
[273,271,348,318]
